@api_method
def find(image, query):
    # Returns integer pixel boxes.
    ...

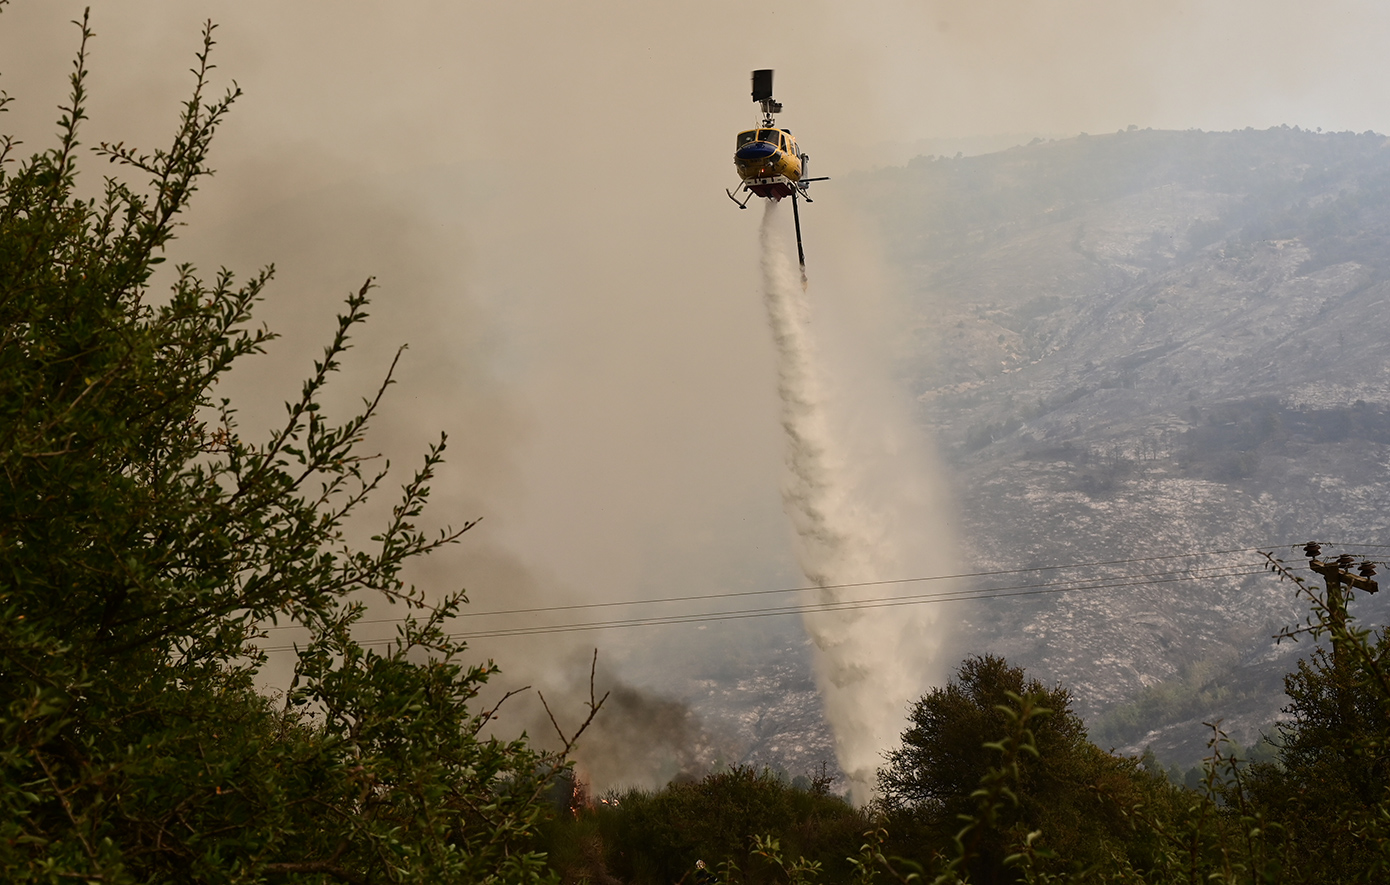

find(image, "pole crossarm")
[1308,559,1380,595]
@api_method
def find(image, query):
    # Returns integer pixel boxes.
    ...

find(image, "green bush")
[542,766,867,885]
[0,15,562,882]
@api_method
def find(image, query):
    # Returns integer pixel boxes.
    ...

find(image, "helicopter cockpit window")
[756,129,781,146]
[737,130,757,148]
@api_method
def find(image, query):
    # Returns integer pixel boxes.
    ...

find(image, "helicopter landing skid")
[726,186,753,209]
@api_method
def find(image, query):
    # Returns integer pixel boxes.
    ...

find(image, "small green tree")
[878,656,1170,882]
[1242,550,1390,883]
[1,14,579,883]
[878,657,1094,817]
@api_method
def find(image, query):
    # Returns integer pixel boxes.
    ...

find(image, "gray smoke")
[475,644,715,794]
[758,201,958,803]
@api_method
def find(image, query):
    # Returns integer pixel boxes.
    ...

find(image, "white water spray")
[759,201,955,803]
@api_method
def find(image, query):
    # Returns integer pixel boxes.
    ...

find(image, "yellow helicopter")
[726,69,828,275]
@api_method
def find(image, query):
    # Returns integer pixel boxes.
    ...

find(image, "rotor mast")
[750,68,807,284]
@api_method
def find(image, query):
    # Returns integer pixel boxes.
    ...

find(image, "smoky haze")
[5,0,1390,794]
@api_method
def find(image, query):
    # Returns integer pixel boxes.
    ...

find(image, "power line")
[1298,542,1390,553]
[254,556,1277,652]
[262,544,1294,631]
[434,565,1269,642]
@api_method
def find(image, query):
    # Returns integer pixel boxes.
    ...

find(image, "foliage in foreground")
[1,16,572,883]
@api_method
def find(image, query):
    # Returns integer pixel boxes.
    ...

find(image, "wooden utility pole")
[1303,542,1379,727]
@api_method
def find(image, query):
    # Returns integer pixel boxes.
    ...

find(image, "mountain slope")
[852,127,1390,761]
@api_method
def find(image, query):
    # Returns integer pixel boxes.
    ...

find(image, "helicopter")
[726,69,828,276]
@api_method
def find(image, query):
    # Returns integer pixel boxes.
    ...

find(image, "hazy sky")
[5,0,1390,767]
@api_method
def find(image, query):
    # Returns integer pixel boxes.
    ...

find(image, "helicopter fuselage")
[734,128,803,201]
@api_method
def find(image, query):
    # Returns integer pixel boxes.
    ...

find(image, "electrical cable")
[261,544,1300,631]
[436,566,1271,642]
[253,554,1281,652]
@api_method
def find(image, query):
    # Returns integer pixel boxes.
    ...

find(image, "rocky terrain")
[850,126,1390,763]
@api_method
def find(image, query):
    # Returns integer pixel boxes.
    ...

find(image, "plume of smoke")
[758,201,957,803]
[482,646,716,794]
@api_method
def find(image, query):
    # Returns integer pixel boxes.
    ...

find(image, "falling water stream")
[759,201,954,802]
